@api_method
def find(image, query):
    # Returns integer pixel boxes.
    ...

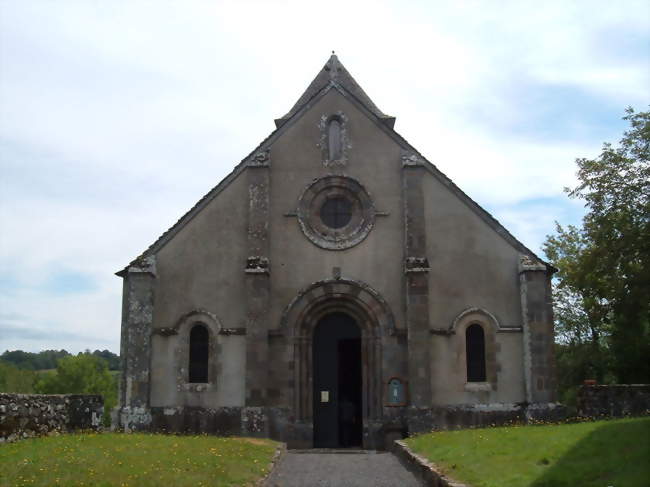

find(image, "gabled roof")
[275,53,395,129]
[118,54,554,276]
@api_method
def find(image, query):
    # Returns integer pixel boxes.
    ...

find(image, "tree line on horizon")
[0,349,120,371]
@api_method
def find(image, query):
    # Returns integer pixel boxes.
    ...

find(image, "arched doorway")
[281,278,395,449]
[313,312,362,448]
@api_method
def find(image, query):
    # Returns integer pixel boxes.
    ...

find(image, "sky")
[1,1,648,354]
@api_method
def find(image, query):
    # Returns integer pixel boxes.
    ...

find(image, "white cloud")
[0,0,648,353]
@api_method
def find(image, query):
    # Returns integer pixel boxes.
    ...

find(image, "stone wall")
[577,385,650,418]
[0,394,103,443]
[120,402,565,450]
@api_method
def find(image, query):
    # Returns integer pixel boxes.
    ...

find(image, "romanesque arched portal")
[280,278,395,447]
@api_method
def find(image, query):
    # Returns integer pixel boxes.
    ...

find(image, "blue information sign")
[387,377,406,406]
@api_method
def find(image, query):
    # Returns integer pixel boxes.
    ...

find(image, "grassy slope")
[0,433,278,487]
[405,417,650,487]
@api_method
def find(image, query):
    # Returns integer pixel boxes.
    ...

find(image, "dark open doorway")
[313,312,362,448]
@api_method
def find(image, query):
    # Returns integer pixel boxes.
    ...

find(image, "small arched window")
[327,117,342,161]
[466,324,486,382]
[189,323,209,383]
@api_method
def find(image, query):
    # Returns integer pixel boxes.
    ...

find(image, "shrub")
[34,353,117,426]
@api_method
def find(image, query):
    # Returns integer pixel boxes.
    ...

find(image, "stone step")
[290,448,385,454]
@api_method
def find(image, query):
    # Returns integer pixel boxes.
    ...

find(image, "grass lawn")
[0,433,279,487]
[405,416,650,487]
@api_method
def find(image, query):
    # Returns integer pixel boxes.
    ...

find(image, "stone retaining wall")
[577,384,650,418]
[404,402,566,436]
[0,393,103,443]
[113,402,565,450]
[393,440,467,487]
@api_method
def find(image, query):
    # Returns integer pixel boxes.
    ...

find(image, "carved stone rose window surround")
[296,175,377,250]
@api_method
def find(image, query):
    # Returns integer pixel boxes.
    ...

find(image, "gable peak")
[275,53,395,129]
[324,52,342,80]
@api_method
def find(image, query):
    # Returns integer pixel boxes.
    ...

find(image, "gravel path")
[265,450,423,487]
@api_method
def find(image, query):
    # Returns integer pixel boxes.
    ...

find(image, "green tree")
[34,353,117,426]
[0,360,37,393]
[544,107,650,386]
[91,349,121,370]
[544,224,612,384]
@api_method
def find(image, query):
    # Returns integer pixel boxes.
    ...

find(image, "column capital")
[401,150,425,168]
[518,254,546,273]
[245,256,270,275]
[246,149,271,168]
[126,255,157,277]
[404,256,430,274]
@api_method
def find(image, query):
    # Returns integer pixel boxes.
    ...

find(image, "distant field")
[405,416,650,487]
[0,433,279,487]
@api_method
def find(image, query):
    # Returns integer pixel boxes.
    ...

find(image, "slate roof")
[275,53,395,128]
[118,54,554,275]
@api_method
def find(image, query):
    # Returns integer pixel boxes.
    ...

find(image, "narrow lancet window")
[189,324,209,383]
[466,324,486,382]
[328,117,342,161]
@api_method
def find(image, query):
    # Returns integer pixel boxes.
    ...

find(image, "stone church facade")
[116,54,559,449]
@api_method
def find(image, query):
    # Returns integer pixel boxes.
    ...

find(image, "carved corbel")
[247,150,270,168]
[518,254,546,273]
[401,151,424,167]
[126,255,157,277]
[404,256,430,274]
[245,256,270,275]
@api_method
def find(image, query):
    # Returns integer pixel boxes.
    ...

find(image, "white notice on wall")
[321,390,329,403]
